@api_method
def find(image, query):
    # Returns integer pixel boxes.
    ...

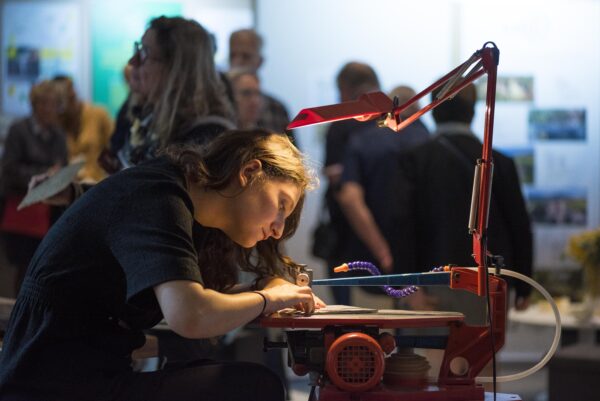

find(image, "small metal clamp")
[295,264,313,287]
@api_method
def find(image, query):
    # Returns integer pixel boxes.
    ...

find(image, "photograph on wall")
[529,109,586,141]
[476,76,534,102]
[496,146,534,185]
[524,187,587,226]
[6,47,40,79]
[533,226,581,270]
[1,2,82,115]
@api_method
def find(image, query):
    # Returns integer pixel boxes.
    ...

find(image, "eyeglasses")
[133,41,149,65]
[133,41,164,65]
[238,89,262,98]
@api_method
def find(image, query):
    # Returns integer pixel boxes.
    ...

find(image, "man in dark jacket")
[399,83,532,322]
[338,85,429,278]
[321,62,382,305]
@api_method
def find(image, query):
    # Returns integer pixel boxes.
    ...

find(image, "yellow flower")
[567,228,600,268]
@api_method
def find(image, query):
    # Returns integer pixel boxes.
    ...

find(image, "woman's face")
[32,93,60,128]
[227,175,301,248]
[233,74,263,128]
[129,29,166,101]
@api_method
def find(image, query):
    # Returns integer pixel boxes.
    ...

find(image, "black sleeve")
[394,149,420,273]
[324,124,347,167]
[106,180,203,301]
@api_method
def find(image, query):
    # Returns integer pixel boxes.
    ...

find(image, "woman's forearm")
[155,281,266,338]
[154,279,314,339]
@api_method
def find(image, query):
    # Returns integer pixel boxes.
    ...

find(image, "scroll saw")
[262,266,523,401]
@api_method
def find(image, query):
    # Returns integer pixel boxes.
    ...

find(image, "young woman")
[0,130,322,401]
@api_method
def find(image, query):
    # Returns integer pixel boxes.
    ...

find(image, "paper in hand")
[312,305,378,314]
[277,304,378,316]
[18,161,85,210]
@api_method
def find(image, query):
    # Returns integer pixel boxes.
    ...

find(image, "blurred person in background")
[337,85,429,279]
[107,64,144,160]
[399,83,533,319]
[228,68,263,130]
[228,29,294,143]
[317,61,382,305]
[0,80,68,294]
[52,76,113,182]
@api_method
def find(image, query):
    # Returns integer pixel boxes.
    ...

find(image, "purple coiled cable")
[344,262,446,298]
[344,261,416,298]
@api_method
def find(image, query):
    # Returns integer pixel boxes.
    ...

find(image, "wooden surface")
[261,308,464,329]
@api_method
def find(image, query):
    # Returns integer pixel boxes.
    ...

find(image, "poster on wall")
[1,2,82,116]
[525,187,587,269]
[496,146,534,185]
[476,76,534,102]
[529,109,586,141]
[525,187,587,227]
[533,226,581,270]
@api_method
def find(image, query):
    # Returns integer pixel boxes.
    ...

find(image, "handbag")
[311,201,338,260]
[0,195,50,238]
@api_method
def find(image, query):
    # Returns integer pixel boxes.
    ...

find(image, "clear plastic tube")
[470,268,562,383]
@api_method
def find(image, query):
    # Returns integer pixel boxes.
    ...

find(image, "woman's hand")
[260,276,327,314]
[261,283,316,314]
[313,293,327,309]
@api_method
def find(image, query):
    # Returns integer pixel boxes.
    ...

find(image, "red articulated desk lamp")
[289,41,500,292]
[261,42,530,401]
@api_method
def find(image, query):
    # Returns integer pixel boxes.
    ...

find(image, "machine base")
[315,384,521,401]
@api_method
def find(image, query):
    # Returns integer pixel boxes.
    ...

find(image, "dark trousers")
[114,359,285,401]
[0,360,284,401]
[2,233,41,295]
[326,255,351,305]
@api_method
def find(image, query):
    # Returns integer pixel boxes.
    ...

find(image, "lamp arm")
[379,43,499,296]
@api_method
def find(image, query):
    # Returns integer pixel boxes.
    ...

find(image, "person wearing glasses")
[100,16,235,174]
[228,29,295,145]
[0,130,323,401]
[227,68,264,130]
